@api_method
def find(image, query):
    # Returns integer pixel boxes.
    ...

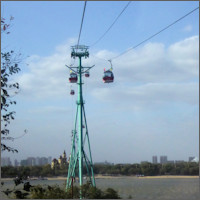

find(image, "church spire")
[63,150,66,158]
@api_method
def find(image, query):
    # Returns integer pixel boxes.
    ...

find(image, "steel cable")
[90,1,132,47]
[111,6,199,60]
[71,1,87,66]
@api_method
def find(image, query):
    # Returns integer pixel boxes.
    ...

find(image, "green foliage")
[41,164,53,176]
[24,182,32,191]
[93,162,199,176]
[14,177,24,186]
[81,182,103,199]
[1,177,31,199]
[103,188,121,199]
[1,162,199,179]
[31,185,69,199]
[30,182,120,199]
[1,16,23,153]
[14,190,29,199]
[66,185,80,199]
[1,164,58,178]
[1,166,18,177]
[29,166,43,177]
[80,184,121,199]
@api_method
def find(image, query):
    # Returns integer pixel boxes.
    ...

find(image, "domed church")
[51,150,67,169]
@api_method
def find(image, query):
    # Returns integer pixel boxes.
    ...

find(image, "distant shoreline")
[95,175,199,179]
[1,175,199,181]
[138,175,199,179]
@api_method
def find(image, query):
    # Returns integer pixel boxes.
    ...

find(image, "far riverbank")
[46,175,200,180]
[1,175,199,181]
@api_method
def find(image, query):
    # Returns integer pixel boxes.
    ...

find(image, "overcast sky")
[1,1,199,164]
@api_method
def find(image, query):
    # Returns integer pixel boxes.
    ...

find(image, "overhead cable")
[111,6,199,60]
[90,1,132,47]
[77,1,87,47]
[71,1,87,66]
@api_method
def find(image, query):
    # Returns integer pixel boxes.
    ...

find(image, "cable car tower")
[66,45,96,191]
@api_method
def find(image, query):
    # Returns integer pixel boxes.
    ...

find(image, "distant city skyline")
[2,154,198,167]
[1,156,52,167]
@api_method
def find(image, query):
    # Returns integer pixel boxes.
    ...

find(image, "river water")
[1,177,199,199]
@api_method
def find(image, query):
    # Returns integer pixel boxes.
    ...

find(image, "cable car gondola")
[69,72,77,83]
[70,89,75,95]
[103,70,114,83]
[85,72,90,77]
[103,60,114,83]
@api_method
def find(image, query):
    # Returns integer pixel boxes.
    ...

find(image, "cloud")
[28,106,71,114]
[115,36,199,83]
[182,25,192,32]
[168,36,199,75]
[17,39,74,99]
[16,35,199,111]
[90,36,199,110]
[91,82,198,111]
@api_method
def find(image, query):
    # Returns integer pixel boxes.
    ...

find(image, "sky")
[1,1,199,164]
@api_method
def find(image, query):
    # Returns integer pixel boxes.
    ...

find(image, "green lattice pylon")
[66,45,96,193]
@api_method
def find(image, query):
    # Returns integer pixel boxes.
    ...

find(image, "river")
[1,177,199,199]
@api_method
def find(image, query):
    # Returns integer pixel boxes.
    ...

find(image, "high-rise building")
[27,157,36,166]
[40,157,48,165]
[35,157,40,166]
[160,156,167,164]
[21,159,28,166]
[14,159,19,167]
[1,157,12,166]
[48,156,52,164]
[152,156,157,164]
[189,157,195,162]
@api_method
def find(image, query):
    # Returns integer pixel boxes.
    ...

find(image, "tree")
[30,183,121,199]
[1,16,23,153]
[41,164,54,177]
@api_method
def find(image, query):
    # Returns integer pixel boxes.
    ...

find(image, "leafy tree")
[87,186,103,199]
[80,182,109,199]
[1,16,23,153]
[2,176,31,199]
[1,162,199,178]
[31,184,69,199]
[41,164,53,177]
[163,163,174,174]
[30,183,121,199]
[189,166,199,175]
[14,190,29,199]
[103,188,121,199]
[29,166,43,177]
